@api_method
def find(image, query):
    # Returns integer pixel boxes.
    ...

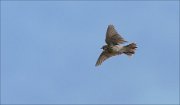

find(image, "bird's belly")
[112,45,123,52]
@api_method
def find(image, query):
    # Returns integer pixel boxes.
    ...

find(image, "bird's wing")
[95,51,117,66]
[105,25,127,45]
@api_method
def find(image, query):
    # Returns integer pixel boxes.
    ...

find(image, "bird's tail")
[123,43,137,56]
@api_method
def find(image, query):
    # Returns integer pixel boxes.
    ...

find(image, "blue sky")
[1,1,179,104]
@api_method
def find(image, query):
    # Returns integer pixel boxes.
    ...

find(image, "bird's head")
[101,45,108,50]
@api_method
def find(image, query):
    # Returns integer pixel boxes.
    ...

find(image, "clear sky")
[1,1,179,104]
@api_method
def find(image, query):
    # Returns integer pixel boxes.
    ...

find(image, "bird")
[95,24,137,66]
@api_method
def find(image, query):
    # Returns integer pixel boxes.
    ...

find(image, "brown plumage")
[95,25,137,66]
[105,25,127,45]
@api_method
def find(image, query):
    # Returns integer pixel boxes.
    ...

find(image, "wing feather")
[105,25,127,45]
[95,51,115,66]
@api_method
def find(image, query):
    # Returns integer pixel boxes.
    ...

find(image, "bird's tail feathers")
[123,43,137,56]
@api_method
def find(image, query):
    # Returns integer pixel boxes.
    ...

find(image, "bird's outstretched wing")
[105,25,127,45]
[95,51,116,66]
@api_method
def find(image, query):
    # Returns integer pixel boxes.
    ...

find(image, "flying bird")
[95,25,137,66]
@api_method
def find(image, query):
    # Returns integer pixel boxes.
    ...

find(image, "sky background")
[1,1,179,104]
